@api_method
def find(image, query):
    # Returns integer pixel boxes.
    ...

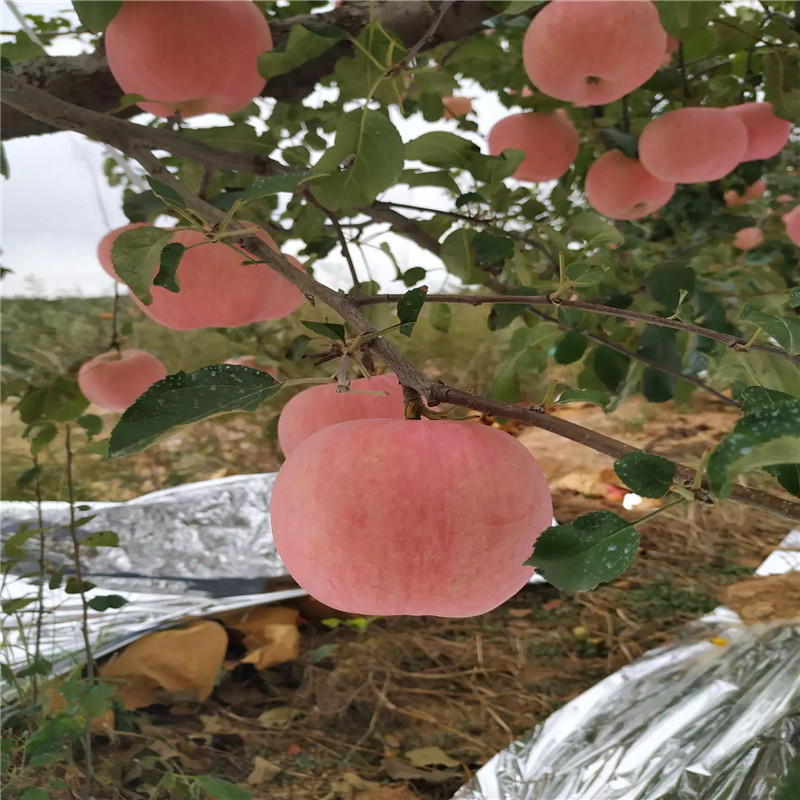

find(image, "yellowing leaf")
[405,745,460,768]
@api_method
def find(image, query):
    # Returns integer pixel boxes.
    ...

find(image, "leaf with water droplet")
[109,365,281,458]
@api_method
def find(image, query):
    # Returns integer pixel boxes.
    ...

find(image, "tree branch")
[305,191,361,293]
[7,72,799,524]
[2,1,501,140]
[526,306,740,408]
[354,292,799,365]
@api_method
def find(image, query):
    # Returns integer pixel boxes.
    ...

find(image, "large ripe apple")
[278,373,405,458]
[117,225,305,330]
[522,0,666,106]
[78,348,167,412]
[105,1,272,118]
[783,206,800,247]
[271,419,553,617]
[638,107,748,183]
[487,112,579,182]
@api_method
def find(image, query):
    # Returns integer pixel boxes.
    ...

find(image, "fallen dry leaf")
[330,771,383,798]
[542,598,563,612]
[355,789,419,800]
[199,715,227,734]
[247,756,281,785]
[258,706,297,729]
[405,746,459,769]
[381,758,457,784]
[508,608,532,618]
[219,605,300,670]
[98,620,228,710]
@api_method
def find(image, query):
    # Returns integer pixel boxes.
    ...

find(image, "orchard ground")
[2,296,792,800]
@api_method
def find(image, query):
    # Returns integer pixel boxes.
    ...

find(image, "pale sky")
[1,1,515,298]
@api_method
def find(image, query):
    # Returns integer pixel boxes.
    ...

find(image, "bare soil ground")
[6,395,795,800]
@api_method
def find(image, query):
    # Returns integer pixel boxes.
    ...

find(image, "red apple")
[78,349,167,412]
[638,108,748,183]
[727,102,792,162]
[116,225,305,330]
[585,150,675,220]
[733,227,763,250]
[271,419,554,616]
[522,0,666,106]
[442,96,473,120]
[487,112,579,182]
[783,206,800,247]
[278,373,405,458]
[106,1,272,118]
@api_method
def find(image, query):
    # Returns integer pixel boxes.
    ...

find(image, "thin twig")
[65,424,94,798]
[526,307,740,408]
[387,1,455,76]
[305,191,361,293]
[32,454,45,706]
[109,282,122,353]
[354,292,799,366]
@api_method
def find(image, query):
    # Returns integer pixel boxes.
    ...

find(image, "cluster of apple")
[77,221,304,412]
[484,0,795,238]
[270,375,554,617]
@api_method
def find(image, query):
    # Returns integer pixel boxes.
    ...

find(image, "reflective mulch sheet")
[452,530,800,800]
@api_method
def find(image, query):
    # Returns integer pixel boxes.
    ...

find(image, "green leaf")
[16,379,89,424]
[76,414,103,439]
[613,452,677,498]
[302,22,349,39]
[656,0,720,38]
[145,176,187,210]
[645,265,695,313]
[440,228,480,285]
[487,287,538,331]
[15,465,41,489]
[183,125,274,158]
[0,143,9,178]
[87,595,128,612]
[109,366,281,457]
[240,171,314,203]
[707,399,800,498]
[740,305,800,355]
[20,789,50,800]
[29,422,57,456]
[566,262,606,287]
[123,189,168,223]
[405,132,479,169]
[789,288,800,309]
[739,386,797,415]
[472,233,514,268]
[763,50,800,123]
[111,226,175,305]
[195,775,252,800]
[258,25,340,79]
[17,657,52,679]
[2,597,36,614]
[401,267,427,287]
[526,511,639,591]
[73,1,121,32]
[557,307,584,329]
[2,32,46,62]
[301,321,346,341]
[555,389,610,409]
[64,577,96,594]
[80,531,120,548]
[153,242,184,293]
[553,331,587,365]
[396,287,428,337]
[428,303,452,334]
[637,327,681,402]
[0,56,13,73]
[311,109,404,211]
[592,347,630,393]
[600,128,639,159]
[767,463,800,498]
